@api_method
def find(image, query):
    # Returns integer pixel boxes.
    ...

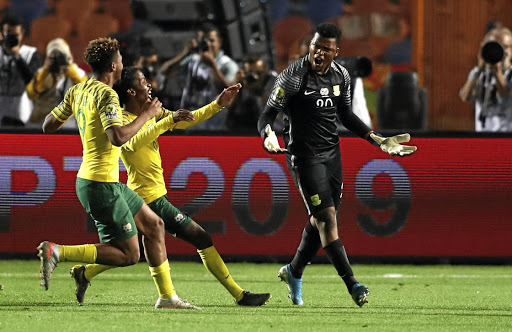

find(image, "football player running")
[69,66,271,307]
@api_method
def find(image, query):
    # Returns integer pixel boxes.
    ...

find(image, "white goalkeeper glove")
[370,132,417,156]
[263,124,287,153]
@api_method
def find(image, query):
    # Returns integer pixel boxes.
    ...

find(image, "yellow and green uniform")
[121,100,223,234]
[121,101,223,205]
[51,78,143,242]
[120,100,246,301]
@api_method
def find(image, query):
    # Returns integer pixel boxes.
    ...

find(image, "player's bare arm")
[42,113,65,133]
[216,83,242,107]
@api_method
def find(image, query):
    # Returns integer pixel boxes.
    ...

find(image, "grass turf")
[0,260,511,331]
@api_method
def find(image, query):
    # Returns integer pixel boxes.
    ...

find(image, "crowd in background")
[0,0,409,133]
[1,0,510,132]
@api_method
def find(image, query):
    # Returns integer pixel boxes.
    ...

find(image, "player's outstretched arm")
[370,132,417,157]
[216,83,242,108]
[123,106,197,152]
[172,83,242,130]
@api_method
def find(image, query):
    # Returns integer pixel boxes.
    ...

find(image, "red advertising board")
[1,134,511,257]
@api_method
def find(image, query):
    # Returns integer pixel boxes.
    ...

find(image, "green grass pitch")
[1,260,511,331]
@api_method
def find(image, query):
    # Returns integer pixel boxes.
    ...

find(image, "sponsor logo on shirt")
[273,86,285,102]
[333,85,340,96]
[105,104,119,120]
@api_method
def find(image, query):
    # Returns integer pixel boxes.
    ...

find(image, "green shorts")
[148,195,193,236]
[76,177,144,243]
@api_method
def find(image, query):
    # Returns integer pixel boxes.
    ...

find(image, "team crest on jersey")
[122,223,132,232]
[105,104,119,120]
[320,88,329,96]
[175,213,185,222]
[310,194,322,206]
[273,86,285,102]
[333,85,340,96]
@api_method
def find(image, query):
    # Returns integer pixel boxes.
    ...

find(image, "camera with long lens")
[245,72,259,83]
[2,32,19,49]
[49,52,68,74]
[197,39,209,52]
[481,41,504,64]
[334,56,373,78]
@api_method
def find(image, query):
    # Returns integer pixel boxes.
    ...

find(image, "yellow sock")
[198,246,244,301]
[84,264,115,281]
[59,244,97,263]
[149,260,176,299]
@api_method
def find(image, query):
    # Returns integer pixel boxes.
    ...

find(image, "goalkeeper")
[70,67,271,307]
[257,23,416,307]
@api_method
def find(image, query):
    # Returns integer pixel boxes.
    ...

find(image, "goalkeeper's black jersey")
[262,55,370,156]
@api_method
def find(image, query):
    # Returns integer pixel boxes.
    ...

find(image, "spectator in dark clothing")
[226,54,278,133]
[0,14,41,126]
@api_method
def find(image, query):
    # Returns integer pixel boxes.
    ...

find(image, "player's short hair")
[315,23,342,43]
[84,37,120,74]
[113,66,140,106]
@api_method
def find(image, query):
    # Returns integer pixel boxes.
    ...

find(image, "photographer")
[160,23,238,130]
[0,14,41,127]
[460,27,512,132]
[226,54,281,132]
[26,38,87,128]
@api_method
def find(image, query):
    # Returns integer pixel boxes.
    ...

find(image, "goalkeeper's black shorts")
[286,147,342,215]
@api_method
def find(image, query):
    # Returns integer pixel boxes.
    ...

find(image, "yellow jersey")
[51,78,123,182]
[121,101,223,204]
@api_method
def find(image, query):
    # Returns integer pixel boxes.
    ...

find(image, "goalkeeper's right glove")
[263,124,287,153]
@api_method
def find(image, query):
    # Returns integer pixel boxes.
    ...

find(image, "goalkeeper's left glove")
[370,132,417,156]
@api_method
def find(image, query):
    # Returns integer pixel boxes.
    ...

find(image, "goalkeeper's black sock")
[289,221,322,279]
[324,238,357,292]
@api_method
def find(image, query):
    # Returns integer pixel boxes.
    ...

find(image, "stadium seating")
[56,0,98,33]
[349,0,401,14]
[77,13,119,43]
[29,15,72,55]
[338,38,373,58]
[103,0,133,32]
[272,16,313,71]
[0,0,9,21]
